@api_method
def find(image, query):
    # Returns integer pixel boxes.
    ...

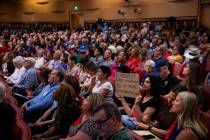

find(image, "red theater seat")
[205,59,210,71]
[199,111,210,139]
[172,62,183,77]
[202,84,210,112]
[10,103,31,140]
[16,119,31,140]
[5,88,18,105]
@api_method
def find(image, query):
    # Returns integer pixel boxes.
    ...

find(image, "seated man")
[46,50,63,72]
[13,57,38,98]
[6,56,26,85]
[21,69,63,123]
[154,59,180,96]
[94,102,134,140]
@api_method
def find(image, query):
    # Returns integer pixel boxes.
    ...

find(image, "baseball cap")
[154,59,169,72]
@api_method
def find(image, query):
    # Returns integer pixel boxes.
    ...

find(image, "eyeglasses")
[95,115,112,127]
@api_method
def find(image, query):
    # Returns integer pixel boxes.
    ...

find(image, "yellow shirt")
[167,55,183,63]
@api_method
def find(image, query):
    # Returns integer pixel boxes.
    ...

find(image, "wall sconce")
[36,0,49,4]
[134,8,141,14]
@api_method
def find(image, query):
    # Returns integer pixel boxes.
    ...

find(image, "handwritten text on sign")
[115,72,139,98]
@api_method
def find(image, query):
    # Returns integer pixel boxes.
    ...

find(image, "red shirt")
[126,57,140,72]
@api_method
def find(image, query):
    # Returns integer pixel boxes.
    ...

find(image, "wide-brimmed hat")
[24,57,36,64]
[184,47,200,59]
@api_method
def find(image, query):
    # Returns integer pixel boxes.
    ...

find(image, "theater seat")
[199,111,210,139]
[5,89,18,105]
[10,103,31,140]
[205,59,210,71]
[202,84,210,112]
[16,119,31,140]
[172,62,182,77]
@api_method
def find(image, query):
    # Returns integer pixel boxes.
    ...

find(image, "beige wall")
[0,0,204,26]
[0,0,78,22]
[78,0,198,22]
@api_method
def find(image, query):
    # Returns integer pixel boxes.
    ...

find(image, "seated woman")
[136,91,177,138]
[1,51,15,77]
[143,59,156,79]
[90,65,114,102]
[32,76,81,139]
[168,61,203,103]
[117,75,161,129]
[61,93,104,140]
[165,91,208,140]
[167,46,183,64]
[66,56,78,77]
[80,61,98,97]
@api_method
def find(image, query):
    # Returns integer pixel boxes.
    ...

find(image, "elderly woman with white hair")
[6,56,26,85]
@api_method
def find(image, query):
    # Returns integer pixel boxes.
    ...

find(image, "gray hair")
[0,82,6,102]
[13,56,25,64]
[144,60,155,68]
[55,50,62,58]
[94,102,122,122]
[37,49,45,57]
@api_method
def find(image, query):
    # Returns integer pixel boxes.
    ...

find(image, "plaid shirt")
[16,67,38,90]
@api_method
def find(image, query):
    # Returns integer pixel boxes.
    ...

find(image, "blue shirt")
[26,83,60,112]
[48,59,63,72]
[16,67,38,89]
[90,55,104,66]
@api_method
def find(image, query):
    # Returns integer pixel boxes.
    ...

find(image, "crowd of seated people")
[0,21,210,140]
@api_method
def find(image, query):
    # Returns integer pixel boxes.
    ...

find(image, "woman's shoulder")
[101,81,113,89]
[176,128,200,140]
[80,119,100,138]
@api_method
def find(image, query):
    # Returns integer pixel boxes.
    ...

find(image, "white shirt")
[7,67,26,84]
[35,57,45,69]
[92,81,114,102]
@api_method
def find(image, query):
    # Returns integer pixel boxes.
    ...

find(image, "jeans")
[121,115,137,130]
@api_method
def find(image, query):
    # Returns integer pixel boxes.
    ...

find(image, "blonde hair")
[88,93,104,114]
[177,91,208,138]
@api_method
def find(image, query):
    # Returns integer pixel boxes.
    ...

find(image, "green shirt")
[97,127,134,140]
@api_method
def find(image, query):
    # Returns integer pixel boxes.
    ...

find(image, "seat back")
[172,62,183,76]
[16,119,31,140]
[199,111,210,139]
[202,84,210,111]
[205,58,210,71]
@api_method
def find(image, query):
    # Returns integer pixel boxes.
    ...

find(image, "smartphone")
[142,134,155,139]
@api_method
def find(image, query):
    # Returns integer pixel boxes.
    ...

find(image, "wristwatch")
[148,123,153,131]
